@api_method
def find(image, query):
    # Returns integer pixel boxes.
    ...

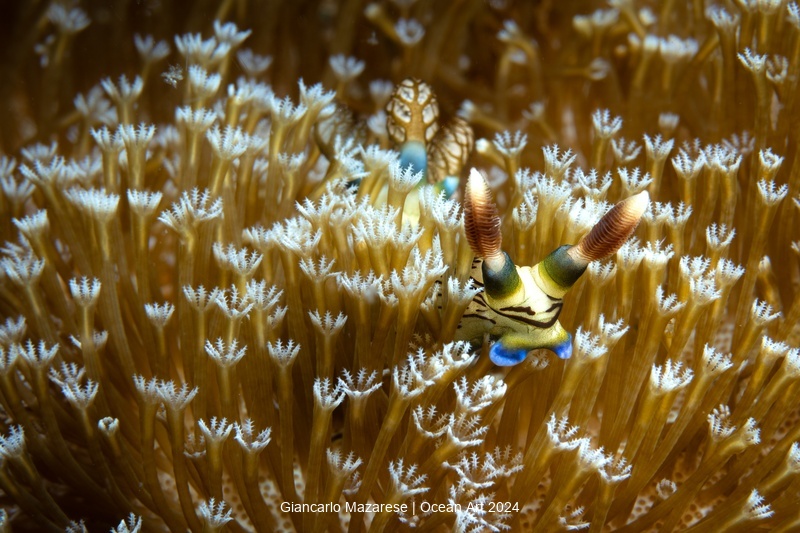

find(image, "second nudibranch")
[385,78,474,199]
[457,168,649,366]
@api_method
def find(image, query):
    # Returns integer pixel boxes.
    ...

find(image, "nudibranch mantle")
[456,168,649,366]
[457,258,573,366]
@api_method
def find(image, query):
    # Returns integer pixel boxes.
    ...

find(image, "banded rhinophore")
[458,169,649,366]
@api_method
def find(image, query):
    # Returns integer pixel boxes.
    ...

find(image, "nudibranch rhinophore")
[457,168,649,366]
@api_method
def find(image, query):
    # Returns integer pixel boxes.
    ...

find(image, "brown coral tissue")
[1,0,800,531]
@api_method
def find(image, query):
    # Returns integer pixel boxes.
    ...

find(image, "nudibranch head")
[459,169,649,366]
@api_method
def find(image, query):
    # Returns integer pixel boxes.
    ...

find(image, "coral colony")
[1,0,800,532]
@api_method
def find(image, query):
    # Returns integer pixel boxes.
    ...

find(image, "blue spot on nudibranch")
[552,333,573,360]
[489,342,528,366]
[489,332,574,366]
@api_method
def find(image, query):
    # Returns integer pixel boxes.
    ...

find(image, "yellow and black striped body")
[458,169,648,366]
[456,257,573,365]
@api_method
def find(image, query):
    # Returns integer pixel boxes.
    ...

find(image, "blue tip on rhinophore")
[400,140,428,180]
[490,341,528,366]
[552,333,573,360]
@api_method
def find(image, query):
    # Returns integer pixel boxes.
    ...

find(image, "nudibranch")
[386,78,474,198]
[386,78,440,179]
[457,168,649,366]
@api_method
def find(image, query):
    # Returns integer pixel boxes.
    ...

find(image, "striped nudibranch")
[456,168,649,366]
